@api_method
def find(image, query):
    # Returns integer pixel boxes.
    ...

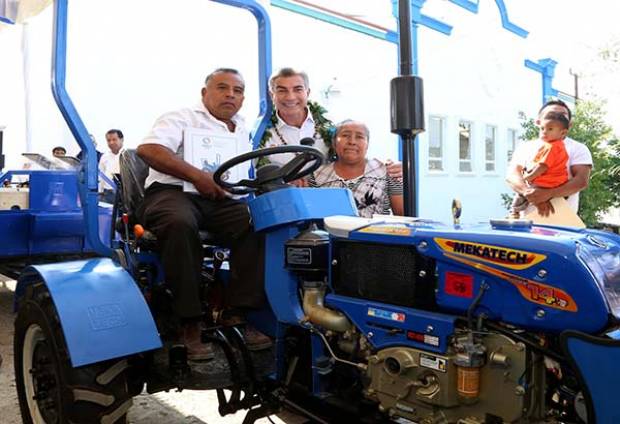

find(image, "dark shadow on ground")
[129,394,208,423]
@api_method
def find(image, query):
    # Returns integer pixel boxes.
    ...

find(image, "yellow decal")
[434,238,546,270]
[359,226,412,236]
[445,253,577,312]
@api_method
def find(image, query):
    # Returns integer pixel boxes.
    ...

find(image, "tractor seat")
[118,149,216,248]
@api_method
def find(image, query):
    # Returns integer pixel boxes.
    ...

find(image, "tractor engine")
[363,332,544,424]
[285,228,551,423]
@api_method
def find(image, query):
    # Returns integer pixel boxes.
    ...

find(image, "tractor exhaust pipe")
[302,284,352,332]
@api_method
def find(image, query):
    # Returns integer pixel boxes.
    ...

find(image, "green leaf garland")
[257,100,335,167]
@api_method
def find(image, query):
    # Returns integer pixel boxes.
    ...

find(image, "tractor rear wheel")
[14,283,134,424]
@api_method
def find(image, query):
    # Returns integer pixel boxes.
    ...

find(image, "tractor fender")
[15,257,162,367]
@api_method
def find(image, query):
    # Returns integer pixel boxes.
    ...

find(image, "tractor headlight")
[577,238,620,317]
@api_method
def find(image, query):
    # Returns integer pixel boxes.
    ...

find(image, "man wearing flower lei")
[257,67,402,180]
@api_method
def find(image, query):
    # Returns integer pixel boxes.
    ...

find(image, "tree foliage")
[518,100,620,226]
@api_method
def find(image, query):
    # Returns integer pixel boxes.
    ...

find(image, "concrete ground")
[0,277,302,424]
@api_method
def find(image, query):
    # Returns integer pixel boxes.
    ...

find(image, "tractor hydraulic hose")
[307,326,367,371]
[484,321,564,362]
[467,281,489,330]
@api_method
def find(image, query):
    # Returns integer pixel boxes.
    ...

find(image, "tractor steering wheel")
[213,145,324,195]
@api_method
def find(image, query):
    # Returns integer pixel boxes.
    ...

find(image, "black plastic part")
[390,75,425,136]
[392,0,426,217]
[168,344,191,382]
[300,137,315,146]
[402,133,417,217]
[331,240,437,309]
[242,403,281,424]
[0,128,4,170]
[119,149,150,220]
[397,0,413,76]
[485,413,504,424]
[205,326,264,417]
[226,326,257,395]
[213,145,324,195]
[285,228,330,279]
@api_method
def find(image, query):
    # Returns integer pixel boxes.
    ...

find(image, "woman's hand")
[384,160,403,180]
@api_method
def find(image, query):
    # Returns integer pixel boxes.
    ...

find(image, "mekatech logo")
[434,238,546,270]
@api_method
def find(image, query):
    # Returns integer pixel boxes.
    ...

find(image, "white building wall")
[413,3,543,223]
[0,0,560,224]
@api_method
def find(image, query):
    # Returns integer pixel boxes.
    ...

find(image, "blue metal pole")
[395,0,418,217]
[212,0,273,149]
[49,0,274,259]
[391,0,424,217]
[51,0,114,258]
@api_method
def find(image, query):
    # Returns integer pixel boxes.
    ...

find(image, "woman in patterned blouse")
[307,120,404,217]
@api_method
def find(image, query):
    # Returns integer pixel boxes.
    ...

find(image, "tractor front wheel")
[14,283,134,424]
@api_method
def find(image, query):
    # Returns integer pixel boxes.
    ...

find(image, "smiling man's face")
[271,75,309,118]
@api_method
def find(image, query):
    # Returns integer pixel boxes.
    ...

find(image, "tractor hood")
[324,216,620,334]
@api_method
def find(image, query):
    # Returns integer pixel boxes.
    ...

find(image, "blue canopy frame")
[48,0,272,258]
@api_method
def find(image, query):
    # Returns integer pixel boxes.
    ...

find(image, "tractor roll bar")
[50,0,273,258]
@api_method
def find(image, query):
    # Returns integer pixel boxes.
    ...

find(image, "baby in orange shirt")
[510,111,570,217]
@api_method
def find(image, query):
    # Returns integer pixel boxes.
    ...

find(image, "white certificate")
[182,128,250,193]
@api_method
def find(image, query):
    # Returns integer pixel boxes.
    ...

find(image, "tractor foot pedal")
[168,344,191,378]
[147,339,275,392]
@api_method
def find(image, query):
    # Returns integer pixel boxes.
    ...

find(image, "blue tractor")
[0,155,114,279]
[9,1,620,423]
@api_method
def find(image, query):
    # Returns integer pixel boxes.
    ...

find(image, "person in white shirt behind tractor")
[99,129,125,203]
[506,99,592,219]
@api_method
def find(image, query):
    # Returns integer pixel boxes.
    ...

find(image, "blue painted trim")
[51,0,114,258]
[563,332,620,424]
[211,0,273,149]
[494,0,528,38]
[263,226,305,325]
[525,57,559,104]
[390,0,452,36]
[15,258,162,367]
[270,0,398,43]
[447,0,528,38]
[556,91,576,105]
[419,14,452,35]
[524,59,544,73]
[447,0,478,13]
[409,1,422,76]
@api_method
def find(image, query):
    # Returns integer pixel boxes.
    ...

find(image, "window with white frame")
[507,128,517,162]
[428,116,444,171]
[458,120,472,172]
[485,125,496,172]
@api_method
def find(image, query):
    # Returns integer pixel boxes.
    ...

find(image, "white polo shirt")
[510,136,593,211]
[99,148,124,191]
[262,109,329,166]
[142,103,250,189]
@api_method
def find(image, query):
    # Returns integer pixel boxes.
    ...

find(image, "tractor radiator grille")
[331,240,437,309]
